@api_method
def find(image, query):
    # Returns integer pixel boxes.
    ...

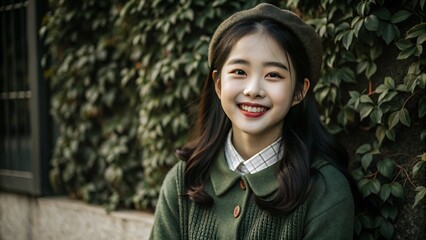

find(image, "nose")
[243,76,265,98]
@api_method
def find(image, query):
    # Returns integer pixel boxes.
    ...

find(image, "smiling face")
[214,31,307,145]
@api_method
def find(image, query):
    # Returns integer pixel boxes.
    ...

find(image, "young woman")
[150,3,355,239]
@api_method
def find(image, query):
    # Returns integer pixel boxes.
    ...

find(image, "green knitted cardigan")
[150,150,354,240]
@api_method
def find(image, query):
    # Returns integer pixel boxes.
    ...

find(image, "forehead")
[224,32,291,67]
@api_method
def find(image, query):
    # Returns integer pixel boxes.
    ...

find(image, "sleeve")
[149,163,183,240]
[303,165,355,240]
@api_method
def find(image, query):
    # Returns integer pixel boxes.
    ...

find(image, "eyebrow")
[227,58,289,71]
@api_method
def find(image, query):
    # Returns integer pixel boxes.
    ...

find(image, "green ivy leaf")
[335,21,351,32]
[353,18,364,37]
[413,186,426,208]
[395,39,412,50]
[376,84,388,94]
[419,73,426,89]
[399,108,410,127]
[375,8,392,21]
[386,128,396,141]
[377,158,395,178]
[357,143,372,154]
[414,44,423,57]
[381,204,398,220]
[365,14,379,31]
[369,179,381,194]
[360,95,374,104]
[404,74,418,93]
[370,108,383,124]
[406,23,426,39]
[396,84,408,91]
[382,23,398,44]
[407,61,421,75]
[417,33,426,44]
[343,30,354,49]
[63,161,76,182]
[384,77,395,89]
[348,91,361,109]
[388,111,400,129]
[390,182,404,198]
[379,220,394,240]
[357,61,369,74]
[362,153,373,170]
[366,62,377,79]
[352,168,365,181]
[316,87,330,104]
[379,184,391,201]
[412,160,426,178]
[340,67,356,83]
[370,45,383,60]
[378,91,397,105]
[356,1,370,16]
[358,178,369,189]
[397,44,417,59]
[391,10,411,24]
[360,104,374,121]
[375,125,386,143]
[361,183,372,198]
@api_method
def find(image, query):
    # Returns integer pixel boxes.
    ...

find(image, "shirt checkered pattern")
[224,131,283,175]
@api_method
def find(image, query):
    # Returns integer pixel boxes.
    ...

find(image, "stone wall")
[0,192,154,240]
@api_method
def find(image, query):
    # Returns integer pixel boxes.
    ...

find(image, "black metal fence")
[0,0,49,195]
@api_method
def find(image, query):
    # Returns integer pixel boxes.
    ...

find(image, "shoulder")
[311,158,352,197]
[160,161,186,195]
[302,159,355,239]
[165,160,186,180]
[151,161,186,239]
[306,159,354,222]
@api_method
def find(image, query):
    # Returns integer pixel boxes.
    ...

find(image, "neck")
[231,129,281,160]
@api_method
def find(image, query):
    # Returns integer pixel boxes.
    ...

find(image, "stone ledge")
[37,196,155,223]
[0,192,154,240]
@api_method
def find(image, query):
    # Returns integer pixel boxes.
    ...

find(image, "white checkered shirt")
[224,131,283,175]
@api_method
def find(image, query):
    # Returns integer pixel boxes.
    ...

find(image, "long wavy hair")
[176,18,350,215]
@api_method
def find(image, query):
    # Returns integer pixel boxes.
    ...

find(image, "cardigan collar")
[210,149,279,197]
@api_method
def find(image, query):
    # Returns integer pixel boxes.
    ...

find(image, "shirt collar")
[210,148,279,197]
[224,130,283,175]
[224,131,244,172]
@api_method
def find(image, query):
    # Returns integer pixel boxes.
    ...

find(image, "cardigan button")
[239,180,246,190]
[233,205,241,218]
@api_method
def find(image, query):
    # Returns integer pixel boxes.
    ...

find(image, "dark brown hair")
[176,18,349,214]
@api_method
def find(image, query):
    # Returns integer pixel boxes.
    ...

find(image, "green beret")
[208,3,322,83]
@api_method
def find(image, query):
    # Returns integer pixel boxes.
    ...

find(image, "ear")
[291,78,310,106]
[212,70,221,99]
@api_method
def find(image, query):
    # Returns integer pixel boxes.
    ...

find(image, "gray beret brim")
[208,3,322,83]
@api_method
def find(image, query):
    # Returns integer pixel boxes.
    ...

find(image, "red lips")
[238,102,269,118]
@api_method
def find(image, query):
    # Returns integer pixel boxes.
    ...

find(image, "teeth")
[240,105,267,113]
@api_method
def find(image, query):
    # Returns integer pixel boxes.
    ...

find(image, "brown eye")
[267,72,282,78]
[234,69,246,76]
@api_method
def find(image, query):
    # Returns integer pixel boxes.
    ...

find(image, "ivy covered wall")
[41,0,425,239]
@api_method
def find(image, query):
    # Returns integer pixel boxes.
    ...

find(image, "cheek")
[268,83,294,104]
[220,80,241,98]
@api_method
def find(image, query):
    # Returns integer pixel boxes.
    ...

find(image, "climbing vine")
[41,0,425,238]
[292,0,425,239]
[41,0,144,211]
